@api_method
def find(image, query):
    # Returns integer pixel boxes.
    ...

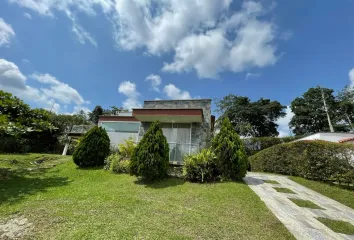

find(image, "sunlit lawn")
[0,154,293,239]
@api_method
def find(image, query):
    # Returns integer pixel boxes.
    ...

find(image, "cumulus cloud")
[145,74,162,92]
[163,84,192,100]
[7,0,283,78]
[0,18,15,47]
[23,12,32,19]
[118,81,142,110]
[276,106,294,137]
[0,58,89,113]
[349,68,354,87]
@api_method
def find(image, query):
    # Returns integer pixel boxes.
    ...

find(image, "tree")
[290,87,339,135]
[212,118,248,180]
[73,126,110,167]
[216,94,286,137]
[103,106,129,116]
[337,85,354,131]
[130,121,169,181]
[88,105,103,124]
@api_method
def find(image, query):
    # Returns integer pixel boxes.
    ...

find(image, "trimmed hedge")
[73,126,110,167]
[243,136,301,156]
[249,140,354,183]
[130,121,169,181]
[183,149,220,183]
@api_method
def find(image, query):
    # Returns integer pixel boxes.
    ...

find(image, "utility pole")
[319,86,334,132]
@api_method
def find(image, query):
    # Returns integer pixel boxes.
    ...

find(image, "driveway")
[244,172,354,240]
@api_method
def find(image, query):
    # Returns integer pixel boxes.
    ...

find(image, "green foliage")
[290,87,339,135]
[183,149,219,183]
[249,141,354,183]
[216,94,286,137]
[130,121,169,181]
[118,137,136,159]
[112,157,131,174]
[212,118,248,180]
[73,126,110,167]
[243,136,302,156]
[88,105,103,124]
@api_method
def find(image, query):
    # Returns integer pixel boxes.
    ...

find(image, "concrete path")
[244,172,354,240]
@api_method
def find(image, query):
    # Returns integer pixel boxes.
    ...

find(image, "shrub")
[73,126,110,167]
[130,121,169,181]
[242,136,302,156]
[212,118,248,180]
[104,153,120,170]
[183,149,219,182]
[112,158,131,174]
[249,141,354,184]
[118,137,136,158]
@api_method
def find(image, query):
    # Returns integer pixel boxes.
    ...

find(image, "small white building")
[295,132,354,143]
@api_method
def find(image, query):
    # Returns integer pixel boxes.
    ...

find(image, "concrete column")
[62,137,71,155]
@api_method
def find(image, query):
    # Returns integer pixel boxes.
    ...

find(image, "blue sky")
[0,0,354,136]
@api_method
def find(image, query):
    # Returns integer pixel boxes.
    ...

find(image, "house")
[295,132,354,143]
[98,99,215,164]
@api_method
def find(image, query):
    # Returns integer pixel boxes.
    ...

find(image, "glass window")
[100,122,140,133]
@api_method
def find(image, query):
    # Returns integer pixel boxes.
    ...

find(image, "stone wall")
[138,99,212,150]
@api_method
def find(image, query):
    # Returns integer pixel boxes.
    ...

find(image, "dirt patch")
[0,216,32,239]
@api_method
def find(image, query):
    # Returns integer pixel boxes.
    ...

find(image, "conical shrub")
[130,121,169,181]
[212,118,247,180]
[73,126,110,167]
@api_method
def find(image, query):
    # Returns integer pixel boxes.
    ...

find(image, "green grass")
[317,217,354,235]
[273,187,296,194]
[289,176,354,210]
[263,180,279,184]
[288,198,324,209]
[0,154,294,240]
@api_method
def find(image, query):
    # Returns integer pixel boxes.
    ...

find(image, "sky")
[0,0,354,137]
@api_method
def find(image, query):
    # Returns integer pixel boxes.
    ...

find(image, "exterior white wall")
[296,133,354,143]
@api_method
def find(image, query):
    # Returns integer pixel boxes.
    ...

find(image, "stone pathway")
[244,172,354,240]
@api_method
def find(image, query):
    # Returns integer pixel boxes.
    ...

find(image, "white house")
[295,132,354,143]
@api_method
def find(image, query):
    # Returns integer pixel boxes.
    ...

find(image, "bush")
[212,118,248,180]
[242,136,302,156]
[249,140,354,183]
[118,137,136,158]
[130,121,169,181]
[183,149,219,182]
[104,153,119,170]
[73,126,110,167]
[112,158,130,174]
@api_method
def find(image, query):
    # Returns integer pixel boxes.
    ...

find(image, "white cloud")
[161,1,277,78]
[145,74,162,92]
[7,0,283,78]
[245,72,260,80]
[118,81,142,110]
[0,58,89,114]
[349,68,354,87]
[22,58,30,64]
[276,106,294,137]
[163,84,192,100]
[67,12,97,47]
[23,12,32,19]
[0,18,15,47]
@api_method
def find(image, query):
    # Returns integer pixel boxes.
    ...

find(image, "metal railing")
[65,125,95,134]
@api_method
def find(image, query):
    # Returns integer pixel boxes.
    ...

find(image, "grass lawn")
[289,176,354,210]
[288,198,324,210]
[0,154,294,239]
[316,217,354,235]
[273,187,296,194]
[263,180,279,184]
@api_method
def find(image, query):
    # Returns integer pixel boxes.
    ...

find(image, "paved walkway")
[244,172,354,240]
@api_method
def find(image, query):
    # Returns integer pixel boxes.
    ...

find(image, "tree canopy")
[216,94,286,137]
